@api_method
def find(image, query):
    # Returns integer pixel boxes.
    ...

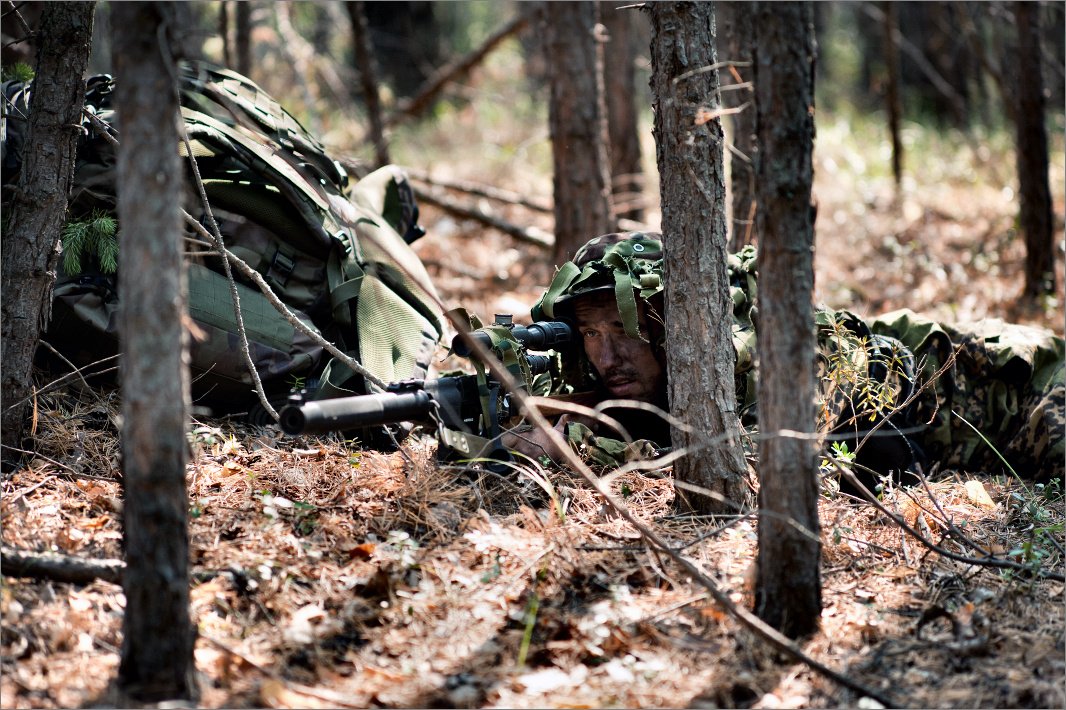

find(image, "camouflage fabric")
[528,235,1065,483]
[533,231,664,340]
[564,421,660,468]
[869,309,1064,481]
[5,61,444,415]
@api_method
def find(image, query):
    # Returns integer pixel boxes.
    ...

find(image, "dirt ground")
[2,115,1065,708]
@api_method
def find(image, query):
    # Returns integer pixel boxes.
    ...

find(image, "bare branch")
[385,11,532,128]
[413,183,554,249]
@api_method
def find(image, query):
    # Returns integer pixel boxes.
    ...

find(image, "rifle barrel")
[279,390,434,435]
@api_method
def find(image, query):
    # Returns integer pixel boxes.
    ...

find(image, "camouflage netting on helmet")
[533,231,665,339]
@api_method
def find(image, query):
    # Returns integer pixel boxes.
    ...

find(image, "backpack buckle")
[266,249,296,289]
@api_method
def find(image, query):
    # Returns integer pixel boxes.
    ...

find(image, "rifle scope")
[451,318,573,358]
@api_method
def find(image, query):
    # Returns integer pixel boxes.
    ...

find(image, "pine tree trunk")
[752,1,822,640]
[0,1,95,462]
[235,0,252,78]
[600,1,644,223]
[111,2,197,701]
[219,1,232,69]
[721,1,759,251]
[649,1,750,515]
[545,0,614,264]
[1014,1,1055,299]
[883,1,903,188]
[348,0,390,167]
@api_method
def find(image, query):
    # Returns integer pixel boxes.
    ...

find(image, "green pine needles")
[61,212,119,275]
[1,62,34,83]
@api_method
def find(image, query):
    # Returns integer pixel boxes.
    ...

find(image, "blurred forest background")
[7,0,1061,332]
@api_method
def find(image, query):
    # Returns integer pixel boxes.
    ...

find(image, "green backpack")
[3,61,443,420]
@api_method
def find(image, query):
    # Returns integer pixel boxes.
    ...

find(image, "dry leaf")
[363,666,406,681]
[259,679,335,709]
[964,480,996,509]
[80,515,111,530]
[874,564,917,578]
[343,542,377,560]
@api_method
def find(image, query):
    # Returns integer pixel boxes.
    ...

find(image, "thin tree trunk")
[721,1,759,251]
[1,1,95,462]
[600,1,644,223]
[883,1,903,189]
[649,1,750,515]
[1015,1,1055,298]
[235,0,252,78]
[111,2,197,701]
[348,0,390,167]
[545,0,614,264]
[219,1,231,69]
[752,1,822,640]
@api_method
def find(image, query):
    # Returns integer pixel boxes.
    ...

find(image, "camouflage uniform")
[531,232,1065,482]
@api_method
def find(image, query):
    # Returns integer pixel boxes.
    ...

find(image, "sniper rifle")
[279,315,574,465]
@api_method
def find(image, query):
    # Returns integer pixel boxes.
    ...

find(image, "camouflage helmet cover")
[532,231,664,340]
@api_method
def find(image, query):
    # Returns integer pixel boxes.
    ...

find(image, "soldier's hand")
[502,415,572,464]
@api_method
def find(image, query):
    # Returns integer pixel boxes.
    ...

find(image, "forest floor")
[3,115,1065,709]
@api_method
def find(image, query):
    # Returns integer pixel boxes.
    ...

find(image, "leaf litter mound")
[3,123,1066,709]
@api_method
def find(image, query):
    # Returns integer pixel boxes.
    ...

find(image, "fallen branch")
[414,183,554,249]
[405,167,552,213]
[385,10,531,128]
[2,545,124,585]
[833,459,1065,583]
[405,168,651,232]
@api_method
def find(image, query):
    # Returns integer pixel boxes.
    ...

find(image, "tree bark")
[235,0,252,78]
[649,1,750,515]
[1,1,95,463]
[720,1,759,251]
[752,1,822,639]
[111,2,197,701]
[545,0,614,264]
[600,1,644,223]
[883,1,903,189]
[1014,1,1055,299]
[2,545,124,585]
[348,0,391,167]
[218,1,231,69]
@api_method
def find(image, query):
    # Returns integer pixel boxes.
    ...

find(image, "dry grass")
[3,394,1064,708]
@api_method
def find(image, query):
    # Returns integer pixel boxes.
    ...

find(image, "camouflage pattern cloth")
[530,234,1065,483]
[869,309,1064,481]
[532,232,671,464]
[6,61,444,418]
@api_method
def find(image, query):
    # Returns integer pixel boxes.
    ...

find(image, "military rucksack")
[2,61,443,421]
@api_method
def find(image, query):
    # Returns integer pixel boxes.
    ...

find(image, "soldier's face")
[572,296,666,403]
